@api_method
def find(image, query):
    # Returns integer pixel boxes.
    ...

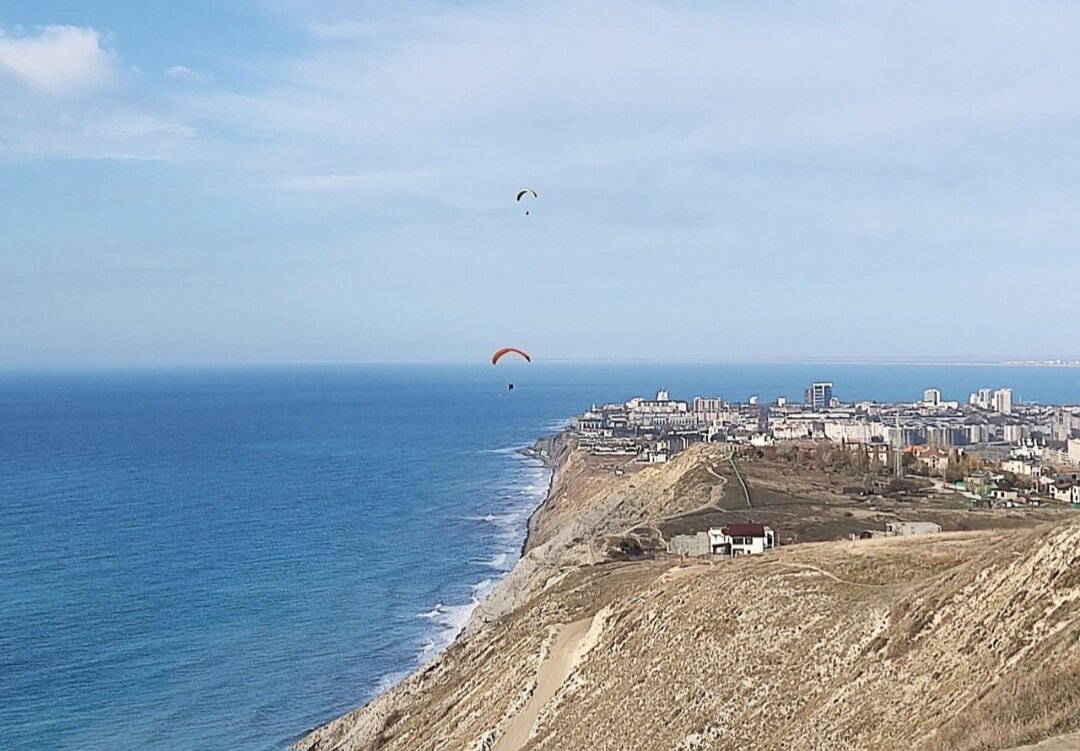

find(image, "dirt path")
[776,562,892,588]
[728,455,752,507]
[695,464,728,511]
[493,616,593,751]
[1004,732,1080,750]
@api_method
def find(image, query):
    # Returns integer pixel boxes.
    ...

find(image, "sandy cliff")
[295,441,1080,751]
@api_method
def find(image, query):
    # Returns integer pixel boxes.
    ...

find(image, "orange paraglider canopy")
[491,347,531,365]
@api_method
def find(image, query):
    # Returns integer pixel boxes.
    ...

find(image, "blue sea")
[2,363,1078,751]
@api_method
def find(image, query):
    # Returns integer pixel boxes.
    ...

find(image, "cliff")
[295,441,1080,751]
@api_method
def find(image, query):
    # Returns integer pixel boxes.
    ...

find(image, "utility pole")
[894,408,903,478]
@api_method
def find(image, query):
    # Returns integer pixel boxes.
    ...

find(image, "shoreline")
[411,436,560,673]
[293,433,1080,751]
[299,431,569,746]
[516,432,565,556]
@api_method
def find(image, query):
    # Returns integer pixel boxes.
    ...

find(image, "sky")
[2,0,1079,367]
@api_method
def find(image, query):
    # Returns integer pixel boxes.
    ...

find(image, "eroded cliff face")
[295,442,1080,751]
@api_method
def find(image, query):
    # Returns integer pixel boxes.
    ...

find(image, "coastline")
[293,430,572,748]
[517,432,566,554]
[292,434,1080,751]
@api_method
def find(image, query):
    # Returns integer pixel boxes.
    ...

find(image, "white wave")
[471,578,495,599]
[480,445,528,455]
[471,552,511,571]
[414,600,476,664]
[410,453,553,668]
[417,604,444,620]
[367,667,413,701]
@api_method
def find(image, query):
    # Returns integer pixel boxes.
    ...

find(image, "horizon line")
[2,356,1080,373]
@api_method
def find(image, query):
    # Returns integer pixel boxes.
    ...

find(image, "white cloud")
[164,64,212,83]
[0,25,198,160]
[0,25,118,95]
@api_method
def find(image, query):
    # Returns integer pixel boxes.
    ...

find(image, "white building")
[805,382,833,411]
[707,523,776,556]
[1002,459,1041,477]
[692,396,725,423]
[966,424,990,444]
[824,419,885,444]
[1069,438,1080,466]
[994,388,1014,415]
[1002,424,1026,444]
[885,521,942,536]
[625,391,689,427]
[923,388,942,407]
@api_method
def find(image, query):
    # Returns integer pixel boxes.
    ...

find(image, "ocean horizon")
[3,362,1079,751]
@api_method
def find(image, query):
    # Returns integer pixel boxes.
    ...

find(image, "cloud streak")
[164,64,213,83]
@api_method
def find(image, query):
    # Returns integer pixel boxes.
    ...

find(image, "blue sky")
[2,1,1079,366]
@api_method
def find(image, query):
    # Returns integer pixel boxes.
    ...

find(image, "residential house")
[707,523,776,556]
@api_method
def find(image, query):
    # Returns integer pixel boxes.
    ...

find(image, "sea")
[2,362,1078,751]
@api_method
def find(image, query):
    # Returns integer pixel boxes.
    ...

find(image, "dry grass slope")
[296,443,1080,751]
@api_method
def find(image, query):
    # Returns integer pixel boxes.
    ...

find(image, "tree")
[945,451,963,483]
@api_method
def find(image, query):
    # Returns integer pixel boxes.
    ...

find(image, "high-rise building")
[1002,424,1025,444]
[1069,438,1080,466]
[966,424,989,444]
[993,388,1013,415]
[923,388,941,406]
[804,382,833,411]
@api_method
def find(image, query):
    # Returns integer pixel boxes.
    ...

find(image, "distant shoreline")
[4,359,1080,374]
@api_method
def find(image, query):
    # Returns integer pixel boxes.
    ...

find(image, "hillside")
[295,441,1080,751]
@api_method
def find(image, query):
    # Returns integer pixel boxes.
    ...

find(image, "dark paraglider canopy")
[516,189,537,215]
[491,347,531,365]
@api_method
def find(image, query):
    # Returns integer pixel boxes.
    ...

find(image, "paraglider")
[491,347,531,365]
[516,189,537,215]
[492,348,529,395]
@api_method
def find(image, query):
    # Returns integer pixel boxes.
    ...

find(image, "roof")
[724,523,766,538]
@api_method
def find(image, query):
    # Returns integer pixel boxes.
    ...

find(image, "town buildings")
[569,383,1080,492]
[804,382,833,411]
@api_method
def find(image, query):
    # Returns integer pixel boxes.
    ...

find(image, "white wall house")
[707,523,776,556]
